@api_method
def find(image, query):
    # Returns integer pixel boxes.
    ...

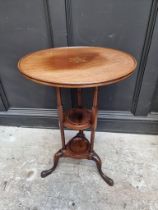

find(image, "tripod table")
[18,46,137,186]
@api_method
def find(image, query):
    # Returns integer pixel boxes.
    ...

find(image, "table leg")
[56,87,65,149]
[41,88,65,178]
[90,87,98,152]
[89,87,114,186]
[77,88,84,136]
[41,149,63,178]
[89,151,114,186]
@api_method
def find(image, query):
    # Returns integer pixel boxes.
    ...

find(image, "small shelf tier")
[64,108,92,130]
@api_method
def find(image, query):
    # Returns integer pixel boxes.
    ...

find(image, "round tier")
[69,134,90,154]
[64,108,91,130]
[18,46,137,88]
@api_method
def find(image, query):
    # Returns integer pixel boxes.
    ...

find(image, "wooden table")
[18,46,137,186]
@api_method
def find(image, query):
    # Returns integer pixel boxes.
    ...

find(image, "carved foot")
[41,150,63,178]
[90,151,114,186]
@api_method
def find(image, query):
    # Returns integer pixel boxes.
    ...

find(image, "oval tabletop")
[18,46,137,88]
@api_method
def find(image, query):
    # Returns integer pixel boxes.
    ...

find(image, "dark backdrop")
[0,0,158,134]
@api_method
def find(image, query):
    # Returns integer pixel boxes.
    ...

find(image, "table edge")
[19,70,135,88]
[18,46,137,88]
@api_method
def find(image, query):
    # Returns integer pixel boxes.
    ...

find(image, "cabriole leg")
[41,150,63,178]
[90,151,114,186]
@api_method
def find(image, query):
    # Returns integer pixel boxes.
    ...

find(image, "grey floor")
[0,126,158,210]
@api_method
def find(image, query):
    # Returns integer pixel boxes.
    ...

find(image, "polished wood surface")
[18,46,137,88]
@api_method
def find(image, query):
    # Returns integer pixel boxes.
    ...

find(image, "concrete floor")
[0,126,158,210]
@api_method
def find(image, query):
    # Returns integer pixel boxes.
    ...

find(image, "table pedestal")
[41,87,114,186]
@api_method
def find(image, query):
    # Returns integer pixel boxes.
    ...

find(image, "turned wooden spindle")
[56,87,65,149]
[90,87,98,152]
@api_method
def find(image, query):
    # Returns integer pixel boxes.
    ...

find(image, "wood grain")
[18,46,137,88]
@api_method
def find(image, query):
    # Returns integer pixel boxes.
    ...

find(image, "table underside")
[41,87,114,186]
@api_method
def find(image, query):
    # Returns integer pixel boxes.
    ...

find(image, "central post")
[41,87,114,186]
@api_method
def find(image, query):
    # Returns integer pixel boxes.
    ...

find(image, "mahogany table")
[18,46,137,186]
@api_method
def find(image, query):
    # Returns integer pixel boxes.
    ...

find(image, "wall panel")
[0,0,157,134]
[68,0,152,111]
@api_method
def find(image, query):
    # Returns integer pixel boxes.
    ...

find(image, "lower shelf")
[63,131,90,158]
